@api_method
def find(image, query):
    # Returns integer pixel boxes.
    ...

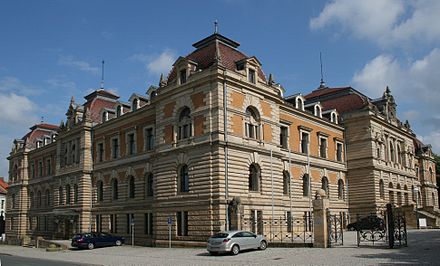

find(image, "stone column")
[313,189,329,248]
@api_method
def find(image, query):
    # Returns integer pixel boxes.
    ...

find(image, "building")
[0,177,7,240]
[305,85,439,226]
[6,32,348,245]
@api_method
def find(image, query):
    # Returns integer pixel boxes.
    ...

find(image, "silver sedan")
[207,230,267,255]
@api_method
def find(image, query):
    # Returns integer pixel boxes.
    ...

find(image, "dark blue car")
[71,232,125,249]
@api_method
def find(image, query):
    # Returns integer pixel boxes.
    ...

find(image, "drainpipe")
[223,69,229,231]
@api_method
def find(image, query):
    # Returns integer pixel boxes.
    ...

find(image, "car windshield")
[211,233,229,238]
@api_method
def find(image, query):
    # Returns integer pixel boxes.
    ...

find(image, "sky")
[0,0,439,179]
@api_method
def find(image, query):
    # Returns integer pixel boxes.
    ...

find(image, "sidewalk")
[0,230,439,266]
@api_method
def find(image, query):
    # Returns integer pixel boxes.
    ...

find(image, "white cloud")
[0,76,42,96]
[352,49,440,154]
[58,55,99,74]
[130,49,176,76]
[419,131,440,155]
[0,92,39,127]
[310,0,440,47]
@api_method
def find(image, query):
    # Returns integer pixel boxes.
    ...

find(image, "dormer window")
[132,99,139,111]
[296,98,304,111]
[179,69,187,84]
[52,134,57,142]
[248,69,256,84]
[36,140,42,148]
[116,105,123,117]
[331,112,338,124]
[102,111,108,123]
[315,105,322,118]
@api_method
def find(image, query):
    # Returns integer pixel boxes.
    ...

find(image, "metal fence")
[241,214,313,244]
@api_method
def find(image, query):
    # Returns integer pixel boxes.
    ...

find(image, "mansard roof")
[305,86,369,114]
[167,33,266,83]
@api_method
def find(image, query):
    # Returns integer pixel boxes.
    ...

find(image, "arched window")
[296,97,304,110]
[411,185,415,202]
[404,185,409,205]
[146,173,154,197]
[389,142,395,162]
[379,180,385,199]
[178,107,192,140]
[245,107,260,139]
[37,190,42,207]
[321,177,329,197]
[178,165,189,192]
[429,168,434,182]
[97,181,104,202]
[111,178,118,200]
[74,184,79,203]
[58,187,63,205]
[432,192,436,206]
[128,176,135,199]
[132,98,139,111]
[66,184,71,204]
[71,144,76,163]
[116,105,123,117]
[13,164,18,181]
[302,174,309,197]
[315,105,321,117]
[397,145,402,165]
[396,184,402,206]
[249,164,260,192]
[45,189,50,206]
[283,171,290,195]
[388,183,394,204]
[338,179,344,200]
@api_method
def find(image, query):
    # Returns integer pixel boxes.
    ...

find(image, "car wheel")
[259,240,267,250]
[231,245,240,255]
[115,240,122,246]
[87,243,94,250]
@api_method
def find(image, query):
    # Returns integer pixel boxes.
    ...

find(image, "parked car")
[347,215,385,231]
[207,230,267,255]
[71,232,125,250]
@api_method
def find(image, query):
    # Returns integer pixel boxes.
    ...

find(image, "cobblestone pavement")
[0,230,439,266]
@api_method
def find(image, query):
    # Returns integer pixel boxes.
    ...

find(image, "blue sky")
[1,0,439,179]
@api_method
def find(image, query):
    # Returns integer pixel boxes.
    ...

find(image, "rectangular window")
[96,214,102,232]
[46,158,51,175]
[248,69,256,84]
[180,69,187,84]
[301,132,309,154]
[31,163,35,178]
[319,137,327,158]
[144,213,154,235]
[127,133,136,155]
[112,138,119,159]
[38,161,43,177]
[176,211,188,236]
[336,142,343,162]
[145,128,154,151]
[280,126,288,149]
[110,214,117,233]
[97,143,104,162]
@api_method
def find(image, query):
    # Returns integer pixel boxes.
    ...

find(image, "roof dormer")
[322,109,339,124]
[305,102,323,118]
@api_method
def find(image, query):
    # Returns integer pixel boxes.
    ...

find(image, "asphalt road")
[0,230,439,265]
[0,254,98,266]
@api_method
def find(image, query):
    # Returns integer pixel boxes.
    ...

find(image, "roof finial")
[40,116,44,123]
[319,52,326,88]
[100,60,105,89]
[214,20,218,34]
